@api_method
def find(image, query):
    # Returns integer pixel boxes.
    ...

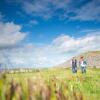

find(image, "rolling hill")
[56,51,100,68]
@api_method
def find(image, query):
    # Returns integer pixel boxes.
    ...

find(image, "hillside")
[56,51,100,68]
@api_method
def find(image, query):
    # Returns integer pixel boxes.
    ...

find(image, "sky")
[0,0,100,68]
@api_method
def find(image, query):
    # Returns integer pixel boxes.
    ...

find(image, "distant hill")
[56,51,100,68]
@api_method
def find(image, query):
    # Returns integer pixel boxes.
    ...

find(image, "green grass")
[0,68,100,100]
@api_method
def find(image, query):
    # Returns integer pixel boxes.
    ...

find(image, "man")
[79,56,87,73]
[71,57,77,73]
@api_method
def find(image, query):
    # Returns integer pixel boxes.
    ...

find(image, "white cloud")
[50,33,100,54]
[70,0,100,21]
[22,0,70,19]
[0,30,100,68]
[20,0,100,21]
[0,22,27,48]
[4,0,100,21]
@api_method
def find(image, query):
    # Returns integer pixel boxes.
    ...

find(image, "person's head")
[75,59,77,61]
[80,56,84,60]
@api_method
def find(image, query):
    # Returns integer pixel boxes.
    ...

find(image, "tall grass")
[0,68,100,100]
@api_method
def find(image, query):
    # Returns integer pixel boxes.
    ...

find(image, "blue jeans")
[81,67,86,73]
[72,67,77,73]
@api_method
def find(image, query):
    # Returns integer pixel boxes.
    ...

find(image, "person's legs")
[81,67,84,73]
[84,67,86,73]
[75,67,77,73]
[72,67,75,73]
[82,67,86,73]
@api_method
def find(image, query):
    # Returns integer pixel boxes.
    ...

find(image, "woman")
[79,56,87,73]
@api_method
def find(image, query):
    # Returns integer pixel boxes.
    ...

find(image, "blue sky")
[0,0,100,68]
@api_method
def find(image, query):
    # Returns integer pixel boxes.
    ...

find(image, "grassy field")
[0,68,100,100]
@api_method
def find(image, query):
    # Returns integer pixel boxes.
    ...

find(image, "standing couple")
[71,56,87,73]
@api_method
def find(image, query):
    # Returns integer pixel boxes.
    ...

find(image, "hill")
[56,51,100,68]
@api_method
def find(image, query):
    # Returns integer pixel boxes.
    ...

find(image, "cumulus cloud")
[47,32,100,58]
[0,30,100,68]
[0,22,27,49]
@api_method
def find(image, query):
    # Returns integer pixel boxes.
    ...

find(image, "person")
[79,56,87,73]
[74,59,77,73]
[71,57,77,73]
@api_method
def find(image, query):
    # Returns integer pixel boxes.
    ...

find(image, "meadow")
[0,68,100,100]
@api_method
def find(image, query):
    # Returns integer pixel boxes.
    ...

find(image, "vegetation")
[0,68,100,100]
